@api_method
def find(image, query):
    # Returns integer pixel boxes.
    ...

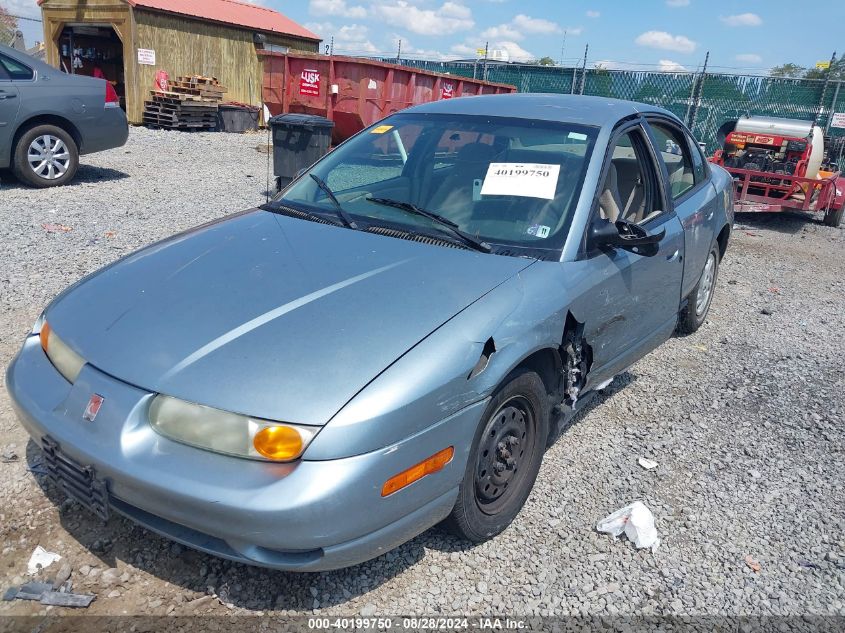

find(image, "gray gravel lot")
[0,127,843,619]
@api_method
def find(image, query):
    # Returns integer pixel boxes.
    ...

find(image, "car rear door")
[0,58,21,164]
[644,117,718,299]
[575,120,685,386]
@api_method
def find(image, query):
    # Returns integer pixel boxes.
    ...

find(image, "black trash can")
[217,104,260,133]
[269,114,334,190]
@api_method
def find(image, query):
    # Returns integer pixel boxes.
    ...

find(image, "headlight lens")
[39,321,86,383]
[148,395,318,462]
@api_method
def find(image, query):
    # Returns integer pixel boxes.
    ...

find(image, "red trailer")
[709,116,845,227]
[260,51,516,144]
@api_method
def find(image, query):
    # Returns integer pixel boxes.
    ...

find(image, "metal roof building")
[37,0,320,123]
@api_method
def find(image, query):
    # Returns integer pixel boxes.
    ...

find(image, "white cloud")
[666,0,690,6]
[481,23,523,40]
[586,10,600,18]
[634,30,696,53]
[512,14,561,34]
[736,53,763,64]
[374,1,474,35]
[2,0,41,17]
[658,59,687,72]
[306,21,378,53]
[451,39,533,62]
[304,21,335,35]
[493,40,534,62]
[480,14,574,42]
[309,0,367,19]
[720,13,762,27]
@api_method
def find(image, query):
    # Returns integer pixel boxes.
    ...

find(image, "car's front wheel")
[13,125,79,188]
[678,244,720,334]
[445,369,549,542]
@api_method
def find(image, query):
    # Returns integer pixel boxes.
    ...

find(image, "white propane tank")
[734,116,825,179]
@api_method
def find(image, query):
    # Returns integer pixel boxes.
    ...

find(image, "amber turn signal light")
[253,426,303,461]
[40,321,51,352]
[381,446,454,497]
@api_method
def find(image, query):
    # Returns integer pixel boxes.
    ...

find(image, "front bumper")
[6,336,486,571]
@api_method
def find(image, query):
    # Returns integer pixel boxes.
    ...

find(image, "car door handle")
[0,93,17,100]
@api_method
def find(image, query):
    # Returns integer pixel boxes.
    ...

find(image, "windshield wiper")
[260,201,344,227]
[366,197,491,253]
[310,174,358,229]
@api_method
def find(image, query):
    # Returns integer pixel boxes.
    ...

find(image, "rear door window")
[687,134,709,183]
[0,55,34,80]
[648,121,696,199]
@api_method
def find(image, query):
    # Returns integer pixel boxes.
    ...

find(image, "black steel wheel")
[445,369,549,542]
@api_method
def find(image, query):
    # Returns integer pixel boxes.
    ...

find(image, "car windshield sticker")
[526,224,551,239]
[371,125,394,134]
[568,132,588,141]
[480,163,561,200]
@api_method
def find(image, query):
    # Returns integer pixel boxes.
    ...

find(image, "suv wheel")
[13,125,79,188]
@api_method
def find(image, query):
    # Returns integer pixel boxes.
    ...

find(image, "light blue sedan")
[6,95,733,571]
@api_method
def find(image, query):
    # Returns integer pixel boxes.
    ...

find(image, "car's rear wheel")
[823,202,844,228]
[13,125,79,188]
[445,369,549,542]
[677,244,720,334]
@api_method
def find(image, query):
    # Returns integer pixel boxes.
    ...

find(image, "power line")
[4,14,42,23]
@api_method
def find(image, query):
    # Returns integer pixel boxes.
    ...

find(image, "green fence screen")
[378,58,845,159]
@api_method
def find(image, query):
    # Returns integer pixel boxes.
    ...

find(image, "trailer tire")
[823,203,844,228]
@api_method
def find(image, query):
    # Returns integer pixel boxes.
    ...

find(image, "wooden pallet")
[144,74,228,130]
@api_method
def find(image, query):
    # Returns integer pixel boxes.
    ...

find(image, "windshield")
[275,112,598,257]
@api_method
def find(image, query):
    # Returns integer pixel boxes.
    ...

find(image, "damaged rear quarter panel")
[305,260,595,460]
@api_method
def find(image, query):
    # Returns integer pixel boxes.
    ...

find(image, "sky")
[5,0,844,74]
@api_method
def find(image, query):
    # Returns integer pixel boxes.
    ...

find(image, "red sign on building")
[441,83,454,99]
[300,69,321,96]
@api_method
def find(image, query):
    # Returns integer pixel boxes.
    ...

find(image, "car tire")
[445,368,550,542]
[677,244,720,335]
[13,125,79,188]
[823,203,844,228]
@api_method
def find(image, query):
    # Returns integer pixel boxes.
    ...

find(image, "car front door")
[574,122,685,387]
[0,60,21,165]
[645,117,718,299]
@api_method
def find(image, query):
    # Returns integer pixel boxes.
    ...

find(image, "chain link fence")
[377,58,845,160]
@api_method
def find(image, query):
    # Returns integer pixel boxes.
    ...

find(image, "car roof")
[0,44,51,72]
[404,93,678,129]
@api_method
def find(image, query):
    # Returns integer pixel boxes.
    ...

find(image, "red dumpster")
[260,51,516,144]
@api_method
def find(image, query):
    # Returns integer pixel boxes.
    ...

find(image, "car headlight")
[148,395,318,462]
[39,321,86,383]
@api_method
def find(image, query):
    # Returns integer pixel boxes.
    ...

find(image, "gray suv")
[0,44,128,188]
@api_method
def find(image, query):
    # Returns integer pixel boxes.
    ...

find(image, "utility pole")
[559,30,567,67]
[688,50,709,131]
[579,44,589,94]
[482,41,489,81]
[813,51,837,129]
[396,39,401,62]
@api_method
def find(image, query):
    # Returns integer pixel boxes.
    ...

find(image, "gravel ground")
[0,127,843,621]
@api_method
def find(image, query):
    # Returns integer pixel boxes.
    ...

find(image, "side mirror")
[590,219,665,257]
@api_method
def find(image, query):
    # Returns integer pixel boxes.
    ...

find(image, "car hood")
[46,210,533,424]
